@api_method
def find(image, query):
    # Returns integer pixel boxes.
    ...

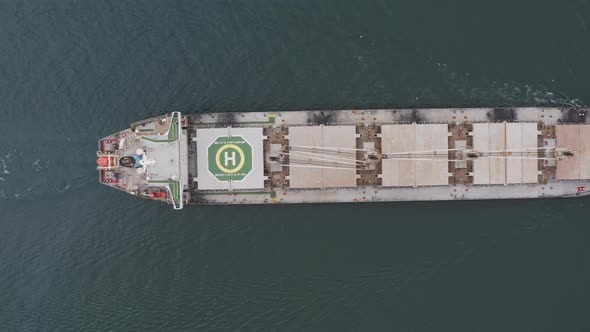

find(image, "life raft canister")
[151,191,167,198]
[96,156,113,167]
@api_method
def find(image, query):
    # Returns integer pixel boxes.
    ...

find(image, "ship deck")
[98,107,590,208]
[185,107,590,206]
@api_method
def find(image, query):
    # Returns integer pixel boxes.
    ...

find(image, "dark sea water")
[2,0,590,330]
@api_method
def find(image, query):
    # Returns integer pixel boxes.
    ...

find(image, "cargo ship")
[96,108,590,209]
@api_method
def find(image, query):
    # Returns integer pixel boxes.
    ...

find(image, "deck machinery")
[97,107,590,209]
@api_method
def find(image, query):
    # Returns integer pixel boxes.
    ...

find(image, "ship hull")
[98,107,590,209]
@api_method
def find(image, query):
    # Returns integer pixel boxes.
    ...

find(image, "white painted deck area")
[199,180,590,205]
[380,124,449,187]
[287,125,358,188]
[143,133,189,188]
[472,122,539,185]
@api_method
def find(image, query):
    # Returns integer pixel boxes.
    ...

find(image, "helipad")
[195,127,264,190]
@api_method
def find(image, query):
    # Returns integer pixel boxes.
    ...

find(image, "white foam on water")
[31,159,50,172]
[32,159,42,172]
[434,61,587,107]
[0,158,9,174]
[0,150,95,199]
